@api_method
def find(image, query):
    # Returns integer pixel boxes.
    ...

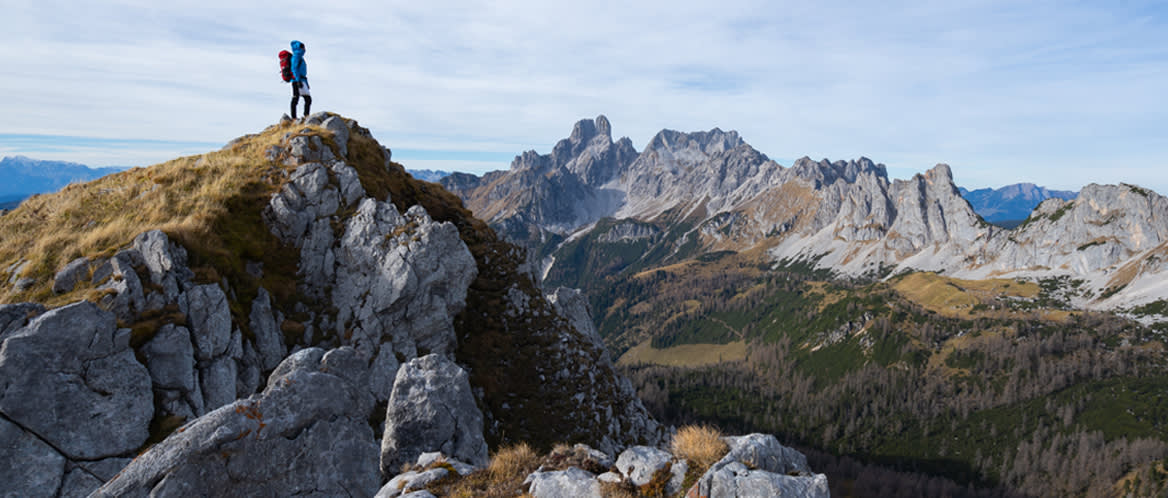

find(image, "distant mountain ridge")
[406,169,453,182]
[444,116,1168,310]
[0,156,127,202]
[960,183,1078,227]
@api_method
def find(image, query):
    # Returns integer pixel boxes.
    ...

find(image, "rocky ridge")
[0,113,676,496]
[447,117,1168,309]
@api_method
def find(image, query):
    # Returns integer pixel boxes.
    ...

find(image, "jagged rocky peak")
[788,156,889,188]
[644,127,745,158]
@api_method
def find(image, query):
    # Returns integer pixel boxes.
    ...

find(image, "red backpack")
[279,50,293,82]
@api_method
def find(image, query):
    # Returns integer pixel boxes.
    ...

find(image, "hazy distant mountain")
[959,183,1078,227]
[0,156,126,202]
[406,169,453,182]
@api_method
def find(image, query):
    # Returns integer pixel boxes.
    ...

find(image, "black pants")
[291,80,311,118]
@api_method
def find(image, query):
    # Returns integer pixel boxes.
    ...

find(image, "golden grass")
[671,425,728,471]
[0,119,327,306]
[488,442,540,482]
[891,272,1040,318]
[435,443,542,498]
[616,340,747,367]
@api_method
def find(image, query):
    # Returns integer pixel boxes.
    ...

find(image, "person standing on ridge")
[289,40,311,119]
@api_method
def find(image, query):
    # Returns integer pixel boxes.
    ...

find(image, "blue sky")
[2,1,1167,193]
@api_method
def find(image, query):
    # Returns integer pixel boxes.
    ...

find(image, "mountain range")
[442,116,1167,311]
[442,115,1168,497]
[0,156,126,206]
[960,184,1078,227]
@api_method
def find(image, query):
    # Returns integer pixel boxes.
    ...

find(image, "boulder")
[0,302,152,460]
[93,347,380,497]
[686,434,828,498]
[381,354,488,475]
[526,467,602,498]
[142,324,197,392]
[615,445,673,486]
[52,256,90,294]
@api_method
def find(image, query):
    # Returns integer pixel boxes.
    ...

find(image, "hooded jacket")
[290,40,307,82]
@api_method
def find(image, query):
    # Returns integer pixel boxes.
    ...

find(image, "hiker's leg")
[291,83,301,119]
[303,96,312,117]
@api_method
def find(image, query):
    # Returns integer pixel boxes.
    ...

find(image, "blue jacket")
[290,40,307,82]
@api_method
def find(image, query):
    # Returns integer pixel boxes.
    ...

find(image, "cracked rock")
[381,354,488,475]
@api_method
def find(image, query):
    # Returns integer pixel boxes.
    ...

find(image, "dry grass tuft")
[671,425,728,471]
[437,443,541,498]
[488,442,540,481]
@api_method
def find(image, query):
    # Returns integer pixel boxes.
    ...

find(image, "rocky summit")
[0,113,836,497]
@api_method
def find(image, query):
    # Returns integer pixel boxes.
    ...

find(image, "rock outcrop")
[513,434,828,498]
[0,112,669,496]
[94,347,381,497]
[381,354,489,474]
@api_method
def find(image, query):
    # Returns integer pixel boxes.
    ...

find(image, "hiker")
[289,40,311,119]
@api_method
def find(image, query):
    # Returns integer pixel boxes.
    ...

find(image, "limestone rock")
[0,301,152,460]
[93,347,380,497]
[381,354,488,475]
[526,467,602,498]
[0,416,66,498]
[615,445,673,486]
[333,198,477,358]
[52,256,90,294]
[322,115,351,158]
[142,324,196,392]
[547,286,602,343]
[0,302,43,338]
[687,434,828,498]
[248,287,285,371]
[183,284,232,361]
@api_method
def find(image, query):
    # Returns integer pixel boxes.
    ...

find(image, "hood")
[291,40,305,56]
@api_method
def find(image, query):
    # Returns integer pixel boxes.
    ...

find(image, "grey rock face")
[333,198,477,358]
[0,301,152,460]
[52,256,90,294]
[527,467,602,498]
[322,115,351,158]
[96,249,146,321]
[0,416,66,498]
[94,347,380,498]
[615,445,673,486]
[381,354,488,474]
[143,324,197,392]
[248,287,286,371]
[547,287,602,345]
[0,302,43,338]
[183,284,232,361]
[689,434,827,498]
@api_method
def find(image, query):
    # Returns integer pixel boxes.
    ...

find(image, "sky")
[2,0,1167,193]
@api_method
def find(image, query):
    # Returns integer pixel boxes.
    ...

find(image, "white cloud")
[2,1,1166,193]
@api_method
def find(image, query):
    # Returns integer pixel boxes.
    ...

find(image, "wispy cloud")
[3,1,1167,193]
